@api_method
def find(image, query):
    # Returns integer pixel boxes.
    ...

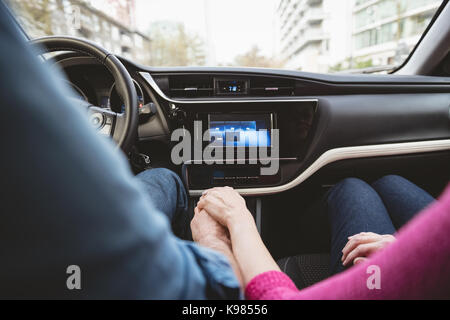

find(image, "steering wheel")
[30,36,139,154]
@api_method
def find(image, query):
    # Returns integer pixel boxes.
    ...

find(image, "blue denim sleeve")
[0,3,240,299]
[180,241,242,299]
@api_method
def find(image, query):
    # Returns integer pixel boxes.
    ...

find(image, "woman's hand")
[342,232,396,266]
[196,187,254,230]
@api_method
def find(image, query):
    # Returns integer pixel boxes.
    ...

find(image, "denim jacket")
[0,1,240,299]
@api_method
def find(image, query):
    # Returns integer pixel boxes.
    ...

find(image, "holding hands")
[196,187,254,230]
[192,187,280,286]
[191,186,397,288]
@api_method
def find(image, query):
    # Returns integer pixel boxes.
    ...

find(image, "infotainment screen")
[208,113,273,147]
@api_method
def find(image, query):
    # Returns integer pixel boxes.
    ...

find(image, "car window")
[6,0,445,74]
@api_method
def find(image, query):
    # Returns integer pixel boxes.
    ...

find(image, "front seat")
[277,254,330,290]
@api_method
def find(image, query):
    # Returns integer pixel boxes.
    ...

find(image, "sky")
[135,0,278,65]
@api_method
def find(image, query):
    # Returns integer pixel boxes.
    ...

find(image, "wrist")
[197,233,231,250]
[228,210,258,235]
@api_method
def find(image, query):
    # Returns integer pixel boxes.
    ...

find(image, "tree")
[7,0,56,37]
[232,45,285,68]
[147,21,206,67]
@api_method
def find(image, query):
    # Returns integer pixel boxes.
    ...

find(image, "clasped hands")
[190,186,397,286]
[191,186,254,249]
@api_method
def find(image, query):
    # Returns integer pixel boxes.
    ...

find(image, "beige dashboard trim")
[189,139,450,196]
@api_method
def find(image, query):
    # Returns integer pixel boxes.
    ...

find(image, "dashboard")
[53,53,450,198]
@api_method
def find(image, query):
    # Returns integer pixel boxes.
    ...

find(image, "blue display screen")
[209,120,271,147]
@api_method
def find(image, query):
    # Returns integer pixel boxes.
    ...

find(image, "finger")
[343,243,376,266]
[202,189,221,200]
[201,188,214,198]
[343,243,379,266]
[342,236,381,263]
[201,187,222,198]
[197,197,226,224]
[348,232,378,240]
[381,234,396,241]
[343,234,379,255]
[197,197,218,211]
[196,198,208,211]
[342,235,380,261]
[191,208,198,233]
[353,257,368,265]
[348,232,367,239]
[205,192,228,208]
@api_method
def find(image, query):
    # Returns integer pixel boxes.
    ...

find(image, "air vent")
[164,75,296,98]
[168,75,214,98]
[249,77,295,96]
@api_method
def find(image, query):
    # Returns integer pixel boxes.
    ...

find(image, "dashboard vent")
[164,75,296,98]
[169,75,214,98]
[249,77,295,96]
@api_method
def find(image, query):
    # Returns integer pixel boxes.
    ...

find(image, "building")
[352,0,441,67]
[10,0,151,64]
[86,0,136,29]
[277,0,441,72]
[277,0,353,73]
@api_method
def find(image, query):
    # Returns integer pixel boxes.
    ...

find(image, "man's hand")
[191,206,244,287]
[342,232,396,266]
[191,207,230,247]
[196,187,254,229]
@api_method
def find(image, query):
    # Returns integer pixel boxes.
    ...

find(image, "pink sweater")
[246,184,450,300]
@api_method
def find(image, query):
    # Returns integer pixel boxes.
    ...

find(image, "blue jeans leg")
[327,178,396,275]
[372,175,435,229]
[137,168,189,237]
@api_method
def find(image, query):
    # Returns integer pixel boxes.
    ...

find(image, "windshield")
[7,0,444,74]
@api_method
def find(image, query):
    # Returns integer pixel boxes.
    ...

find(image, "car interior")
[4,0,450,291]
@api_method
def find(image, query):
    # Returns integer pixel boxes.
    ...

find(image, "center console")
[176,99,318,193]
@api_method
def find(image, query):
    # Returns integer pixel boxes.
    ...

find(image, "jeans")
[137,168,191,239]
[327,175,434,275]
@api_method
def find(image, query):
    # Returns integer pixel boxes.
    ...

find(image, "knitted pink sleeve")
[246,184,450,300]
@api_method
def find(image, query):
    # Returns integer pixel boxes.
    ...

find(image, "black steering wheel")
[31,36,139,154]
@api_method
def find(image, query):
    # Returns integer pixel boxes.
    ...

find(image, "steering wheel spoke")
[88,106,117,137]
